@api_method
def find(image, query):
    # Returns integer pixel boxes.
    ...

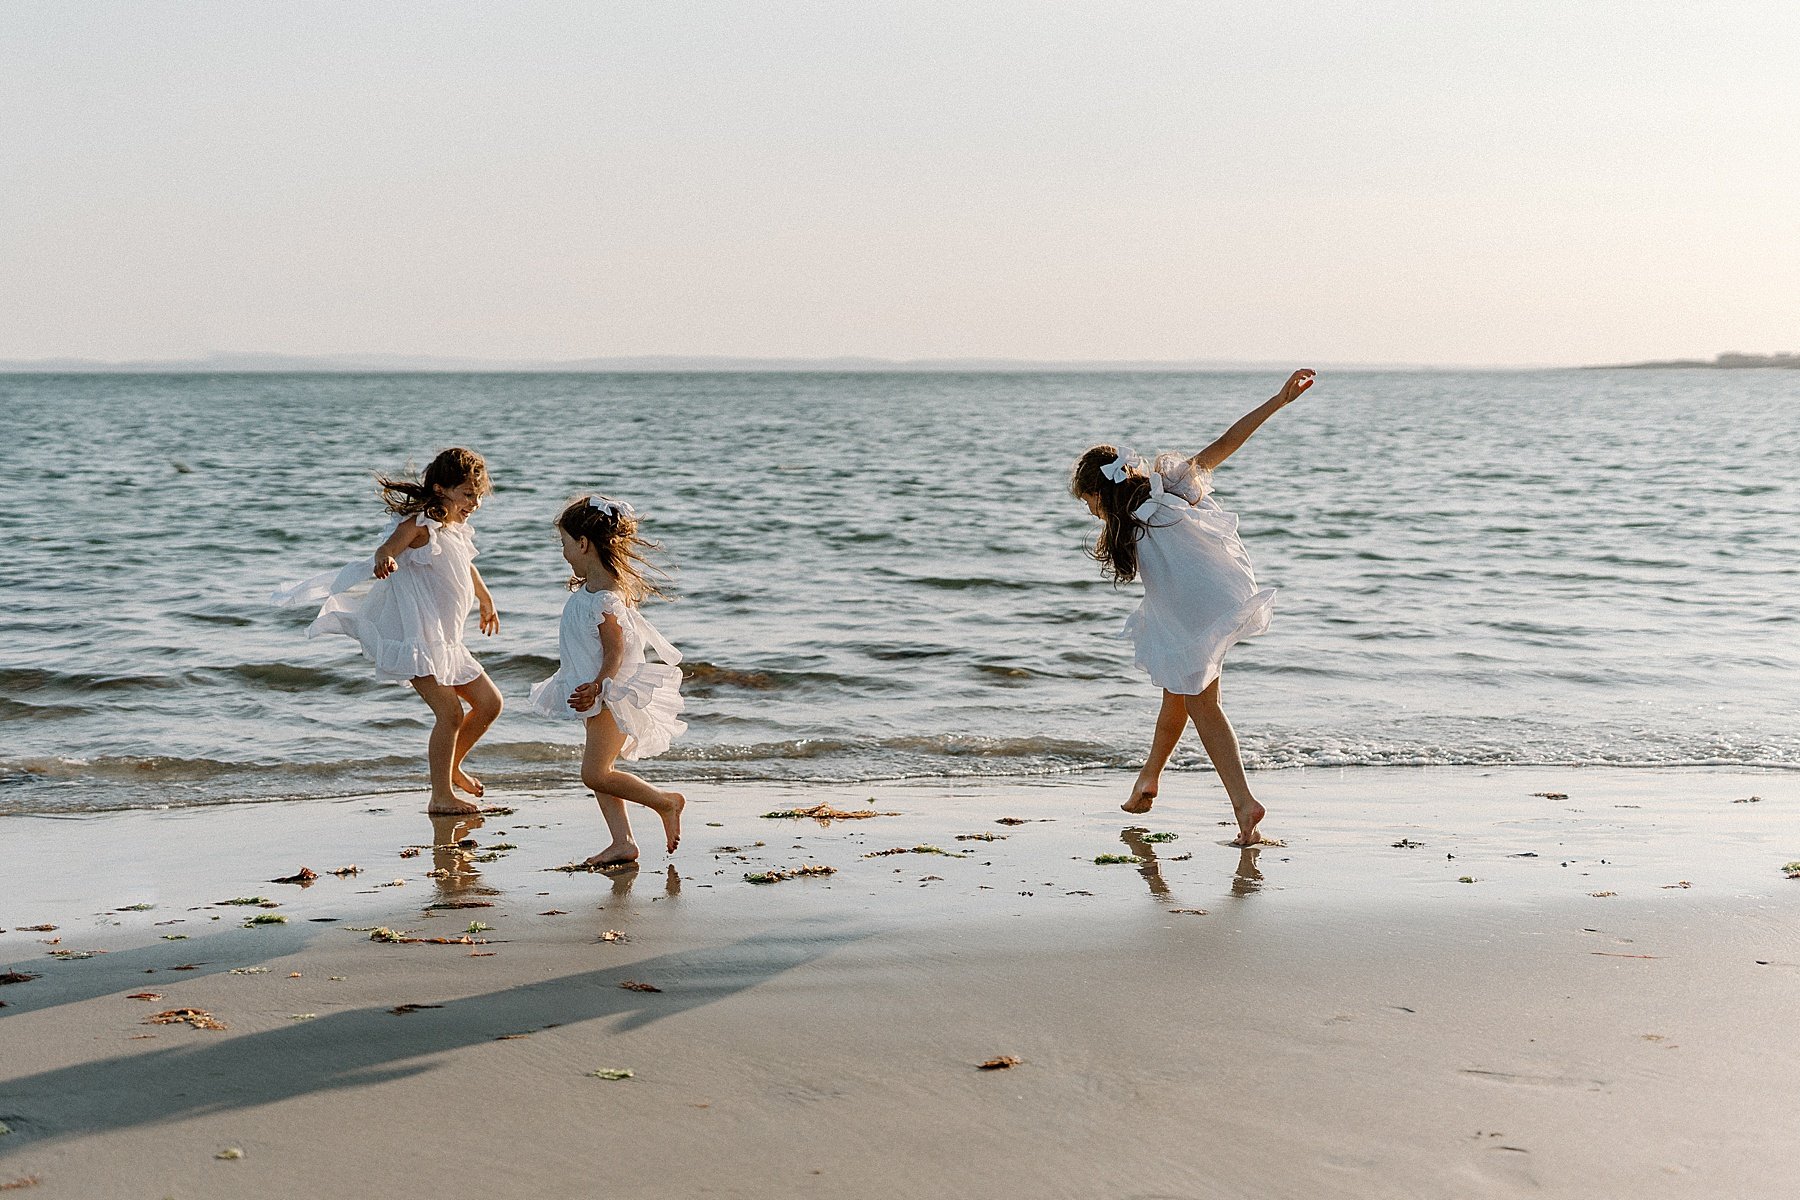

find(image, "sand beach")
[3,767,1796,1199]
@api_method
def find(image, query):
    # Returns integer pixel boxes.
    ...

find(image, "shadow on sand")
[0,917,872,1152]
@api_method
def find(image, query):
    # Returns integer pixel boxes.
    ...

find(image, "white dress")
[1121,454,1275,696]
[526,587,687,761]
[270,514,484,686]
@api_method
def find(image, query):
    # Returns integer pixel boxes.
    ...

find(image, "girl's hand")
[1275,369,1316,406]
[569,681,602,712]
[479,603,500,635]
[374,554,398,579]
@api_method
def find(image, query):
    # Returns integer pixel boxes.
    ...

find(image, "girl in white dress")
[1071,370,1315,845]
[528,495,686,866]
[272,447,502,816]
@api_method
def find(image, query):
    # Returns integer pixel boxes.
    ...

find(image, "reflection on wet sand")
[1119,827,1266,901]
[428,813,499,898]
[1120,827,1171,898]
[1232,845,1263,896]
[591,862,687,911]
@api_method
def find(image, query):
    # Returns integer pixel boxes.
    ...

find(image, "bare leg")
[450,672,502,797]
[413,675,480,815]
[580,708,685,858]
[1181,677,1265,845]
[1124,690,1188,813]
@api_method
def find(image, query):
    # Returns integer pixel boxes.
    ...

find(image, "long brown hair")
[378,448,490,520]
[556,495,668,603]
[1071,445,1151,583]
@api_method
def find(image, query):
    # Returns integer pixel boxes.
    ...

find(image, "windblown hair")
[556,495,668,603]
[378,448,490,520]
[1071,444,1152,583]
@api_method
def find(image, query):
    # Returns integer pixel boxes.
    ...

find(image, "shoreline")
[4,767,1797,1198]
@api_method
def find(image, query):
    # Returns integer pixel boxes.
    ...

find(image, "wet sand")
[2,767,1797,1198]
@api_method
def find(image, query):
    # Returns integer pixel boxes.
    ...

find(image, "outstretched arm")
[1189,370,1315,471]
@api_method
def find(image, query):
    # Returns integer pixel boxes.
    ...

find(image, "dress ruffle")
[271,515,483,686]
[527,590,686,761]
[1122,455,1273,696]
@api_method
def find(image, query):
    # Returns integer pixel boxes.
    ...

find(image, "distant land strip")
[1601,352,1800,369]
[0,353,1529,374]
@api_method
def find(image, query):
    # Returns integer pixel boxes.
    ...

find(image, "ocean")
[2,369,1796,815]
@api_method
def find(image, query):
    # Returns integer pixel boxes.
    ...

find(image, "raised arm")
[1189,370,1315,471]
[372,516,430,579]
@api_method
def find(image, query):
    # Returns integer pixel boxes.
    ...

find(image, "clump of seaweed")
[955,832,1007,842]
[368,926,488,945]
[1093,854,1142,865]
[761,804,897,824]
[863,844,968,859]
[145,1007,227,1031]
[219,897,274,907]
[1392,838,1425,849]
[1139,832,1179,843]
[588,1068,633,1080]
[1782,861,1800,879]
[269,868,318,885]
[744,865,837,884]
[242,914,288,927]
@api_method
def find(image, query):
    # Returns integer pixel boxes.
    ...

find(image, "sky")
[2,1,1796,366]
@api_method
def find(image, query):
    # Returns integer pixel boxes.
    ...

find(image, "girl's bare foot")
[1229,799,1267,847]
[652,792,685,854]
[584,840,639,869]
[452,768,485,797]
[1121,774,1159,814]
[428,793,482,816]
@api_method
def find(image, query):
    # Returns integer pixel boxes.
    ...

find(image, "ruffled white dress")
[527,587,686,761]
[1122,454,1275,696]
[270,514,484,686]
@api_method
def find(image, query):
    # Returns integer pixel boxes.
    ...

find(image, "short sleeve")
[1150,453,1212,504]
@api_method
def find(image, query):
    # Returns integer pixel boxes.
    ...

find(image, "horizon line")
[0,351,1592,374]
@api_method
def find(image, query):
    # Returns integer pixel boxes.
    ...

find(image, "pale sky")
[3,1,1796,366]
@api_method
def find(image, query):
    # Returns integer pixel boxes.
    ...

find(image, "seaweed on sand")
[761,804,898,824]
[744,865,837,884]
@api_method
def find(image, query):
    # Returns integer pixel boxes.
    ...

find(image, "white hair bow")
[588,495,636,520]
[1100,449,1143,484]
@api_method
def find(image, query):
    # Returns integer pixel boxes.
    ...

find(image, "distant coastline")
[1603,351,1800,369]
[0,352,1518,374]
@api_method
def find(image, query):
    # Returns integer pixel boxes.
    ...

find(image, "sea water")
[2,369,1796,814]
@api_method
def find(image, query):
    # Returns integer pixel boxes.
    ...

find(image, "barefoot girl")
[1071,370,1315,845]
[527,495,686,865]
[272,447,502,815]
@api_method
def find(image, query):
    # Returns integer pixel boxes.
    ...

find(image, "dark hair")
[556,495,667,603]
[378,448,490,520]
[1071,445,1151,583]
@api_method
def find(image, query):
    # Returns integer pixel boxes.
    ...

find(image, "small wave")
[189,662,367,693]
[178,611,256,628]
[0,697,84,721]
[0,667,182,694]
